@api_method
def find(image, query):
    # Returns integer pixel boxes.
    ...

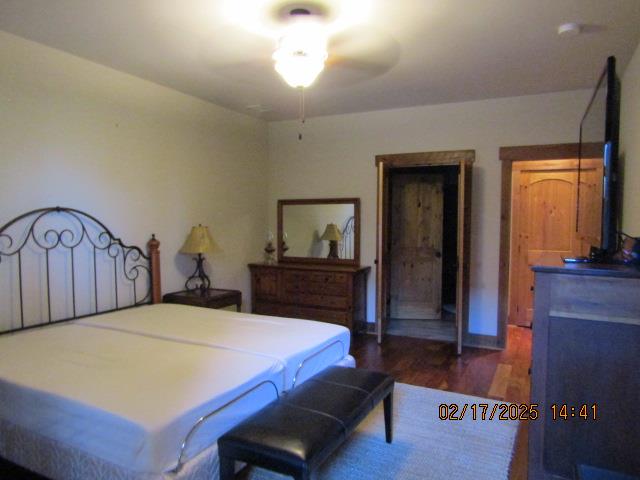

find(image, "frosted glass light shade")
[274,54,326,88]
[273,20,328,88]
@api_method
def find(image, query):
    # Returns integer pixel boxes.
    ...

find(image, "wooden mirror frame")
[277,198,361,266]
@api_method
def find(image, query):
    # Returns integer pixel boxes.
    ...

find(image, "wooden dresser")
[529,264,640,479]
[248,263,370,333]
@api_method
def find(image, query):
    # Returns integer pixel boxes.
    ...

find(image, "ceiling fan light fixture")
[272,20,328,88]
[274,52,327,88]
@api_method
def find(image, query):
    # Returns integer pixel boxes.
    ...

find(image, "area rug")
[248,383,519,480]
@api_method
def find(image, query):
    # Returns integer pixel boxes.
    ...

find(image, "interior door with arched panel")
[509,159,602,327]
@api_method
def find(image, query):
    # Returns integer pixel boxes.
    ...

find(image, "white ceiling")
[1,0,639,121]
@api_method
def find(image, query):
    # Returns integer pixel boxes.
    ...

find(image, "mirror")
[278,198,360,266]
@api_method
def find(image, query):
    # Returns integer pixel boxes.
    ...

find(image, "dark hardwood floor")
[351,325,532,480]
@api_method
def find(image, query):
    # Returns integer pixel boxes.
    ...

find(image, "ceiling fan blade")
[322,26,400,85]
[329,26,399,60]
[326,54,390,75]
[199,25,275,68]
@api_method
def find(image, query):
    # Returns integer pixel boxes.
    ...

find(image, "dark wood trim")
[457,160,473,354]
[147,235,162,304]
[375,162,390,343]
[375,149,475,167]
[499,142,602,162]
[498,158,512,347]
[497,143,586,348]
[375,150,480,351]
[277,198,361,267]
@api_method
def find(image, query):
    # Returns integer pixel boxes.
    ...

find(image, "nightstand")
[163,289,242,312]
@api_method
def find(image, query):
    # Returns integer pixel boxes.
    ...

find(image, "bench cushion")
[218,367,394,477]
[218,402,345,474]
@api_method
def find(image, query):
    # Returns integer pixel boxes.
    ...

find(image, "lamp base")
[185,253,211,295]
[327,240,339,259]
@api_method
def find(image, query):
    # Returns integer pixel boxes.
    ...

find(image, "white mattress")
[76,304,352,390]
[0,324,282,475]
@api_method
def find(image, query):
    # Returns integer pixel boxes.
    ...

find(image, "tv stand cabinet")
[529,264,640,479]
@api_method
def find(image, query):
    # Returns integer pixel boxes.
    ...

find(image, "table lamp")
[180,224,215,295]
[320,223,343,259]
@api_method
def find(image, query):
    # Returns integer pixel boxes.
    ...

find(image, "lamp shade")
[320,223,343,242]
[180,225,215,254]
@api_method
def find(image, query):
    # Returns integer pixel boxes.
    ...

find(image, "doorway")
[498,144,603,332]
[375,150,473,355]
[386,166,459,342]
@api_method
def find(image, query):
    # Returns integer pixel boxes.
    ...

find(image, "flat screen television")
[576,56,620,260]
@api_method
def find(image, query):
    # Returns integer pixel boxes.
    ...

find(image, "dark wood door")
[389,173,444,320]
[376,161,391,344]
[455,160,472,355]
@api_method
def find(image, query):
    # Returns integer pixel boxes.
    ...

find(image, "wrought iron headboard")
[0,207,161,335]
[340,216,355,259]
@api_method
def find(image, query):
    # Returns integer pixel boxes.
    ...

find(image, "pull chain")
[298,87,305,141]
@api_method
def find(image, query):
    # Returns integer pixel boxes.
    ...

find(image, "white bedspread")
[0,324,282,474]
[76,304,351,389]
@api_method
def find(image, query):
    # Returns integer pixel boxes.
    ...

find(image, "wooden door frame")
[375,149,475,349]
[497,143,603,345]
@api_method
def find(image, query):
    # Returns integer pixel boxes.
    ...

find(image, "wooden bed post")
[148,234,162,304]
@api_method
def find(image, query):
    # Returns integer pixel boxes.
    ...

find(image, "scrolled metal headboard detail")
[340,216,355,259]
[0,207,161,335]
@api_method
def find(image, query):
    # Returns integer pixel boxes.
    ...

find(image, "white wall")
[0,31,269,318]
[5,26,635,339]
[267,90,593,337]
[621,41,640,235]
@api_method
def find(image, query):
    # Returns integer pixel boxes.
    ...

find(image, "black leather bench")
[218,366,395,480]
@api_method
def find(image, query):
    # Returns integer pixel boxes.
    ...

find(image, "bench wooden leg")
[219,455,235,480]
[384,391,393,443]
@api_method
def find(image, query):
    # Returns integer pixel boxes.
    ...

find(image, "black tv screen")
[577,56,620,256]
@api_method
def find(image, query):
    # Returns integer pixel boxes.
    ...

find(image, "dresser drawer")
[257,303,349,327]
[284,280,347,296]
[249,263,370,333]
[284,270,348,287]
[253,301,283,317]
[252,268,279,301]
[292,306,349,327]
[287,292,350,309]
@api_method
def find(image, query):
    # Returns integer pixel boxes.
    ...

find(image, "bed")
[0,207,354,479]
[75,304,354,390]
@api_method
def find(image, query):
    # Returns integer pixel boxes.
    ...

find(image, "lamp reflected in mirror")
[277,198,360,266]
[320,223,343,259]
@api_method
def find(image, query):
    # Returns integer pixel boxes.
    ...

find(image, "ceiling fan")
[216,0,399,90]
